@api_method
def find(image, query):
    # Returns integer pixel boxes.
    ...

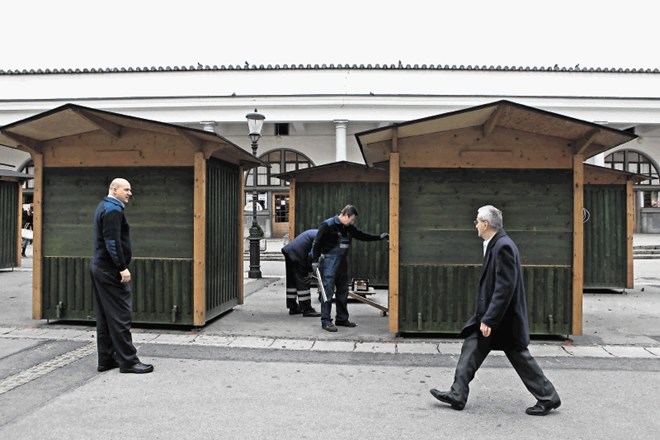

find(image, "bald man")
[91,178,153,374]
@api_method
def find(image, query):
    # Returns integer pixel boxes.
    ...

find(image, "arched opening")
[244,149,314,238]
[604,149,660,232]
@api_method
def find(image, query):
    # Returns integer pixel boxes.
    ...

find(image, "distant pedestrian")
[91,178,153,374]
[310,204,388,332]
[281,229,321,317]
[430,205,560,415]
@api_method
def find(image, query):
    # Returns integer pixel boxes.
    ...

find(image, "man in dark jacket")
[430,205,560,415]
[281,229,321,317]
[310,205,388,332]
[91,178,153,374]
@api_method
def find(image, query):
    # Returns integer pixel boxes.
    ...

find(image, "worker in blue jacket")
[310,205,388,332]
[281,229,321,317]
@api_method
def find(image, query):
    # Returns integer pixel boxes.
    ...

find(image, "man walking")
[91,178,153,374]
[430,205,560,415]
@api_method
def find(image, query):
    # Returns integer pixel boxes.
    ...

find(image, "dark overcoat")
[458,229,530,351]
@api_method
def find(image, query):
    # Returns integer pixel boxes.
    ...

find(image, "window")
[605,149,660,207]
[604,150,659,185]
[245,148,314,188]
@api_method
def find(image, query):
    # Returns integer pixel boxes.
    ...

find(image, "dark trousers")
[283,255,313,311]
[450,330,559,406]
[319,252,349,325]
[91,263,139,367]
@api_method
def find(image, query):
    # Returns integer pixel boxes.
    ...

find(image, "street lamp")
[246,109,265,279]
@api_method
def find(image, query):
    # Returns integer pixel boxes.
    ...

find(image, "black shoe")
[526,398,561,416]
[302,308,321,317]
[120,362,154,374]
[430,389,465,410]
[322,323,338,332]
[289,308,302,315]
[335,320,357,327]
[97,361,120,372]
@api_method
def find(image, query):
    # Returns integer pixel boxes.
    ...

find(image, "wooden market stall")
[0,170,33,269]
[583,164,648,291]
[0,104,264,326]
[355,100,637,336]
[276,161,389,287]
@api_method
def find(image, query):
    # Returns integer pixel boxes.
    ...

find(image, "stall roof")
[0,169,33,181]
[584,163,650,184]
[275,160,388,182]
[0,104,265,168]
[355,100,638,167]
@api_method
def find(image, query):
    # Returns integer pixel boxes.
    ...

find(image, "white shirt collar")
[483,237,492,256]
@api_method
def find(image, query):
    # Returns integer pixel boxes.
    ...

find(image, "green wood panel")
[0,181,19,269]
[398,264,571,336]
[294,182,389,287]
[583,185,627,288]
[42,257,194,325]
[399,168,573,266]
[42,167,194,259]
[205,159,240,318]
[398,168,573,336]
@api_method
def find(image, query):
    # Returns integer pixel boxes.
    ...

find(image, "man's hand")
[311,262,319,273]
[480,322,491,337]
[380,232,389,240]
[119,268,131,283]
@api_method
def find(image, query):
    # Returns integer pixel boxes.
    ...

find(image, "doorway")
[271,192,289,238]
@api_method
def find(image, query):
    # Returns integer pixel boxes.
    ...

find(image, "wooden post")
[288,180,296,240]
[388,130,400,333]
[193,152,207,326]
[32,153,43,320]
[626,180,634,289]
[572,155,584,336]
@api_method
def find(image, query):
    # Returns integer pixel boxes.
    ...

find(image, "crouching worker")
[281,229,321,317]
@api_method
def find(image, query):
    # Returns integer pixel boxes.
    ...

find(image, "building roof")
[1,63,659,75]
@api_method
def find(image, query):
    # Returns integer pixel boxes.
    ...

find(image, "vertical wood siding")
[294,182,389,286]
[0,181,19,269]
[583,185,627,288]
[205,159,241,319]
[40,167,197,325]
[398,168,573,335]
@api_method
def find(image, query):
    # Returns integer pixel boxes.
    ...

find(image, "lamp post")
[246,109,265,279]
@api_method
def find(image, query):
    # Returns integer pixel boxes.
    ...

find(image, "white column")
[334,120,348,162]
[200,121,217,133]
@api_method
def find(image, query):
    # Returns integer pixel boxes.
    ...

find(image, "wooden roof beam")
[0,130,42,153]
[73,108,122,140]
[176,128,205,152]
[482,105,504,138]
[574,129,600,155]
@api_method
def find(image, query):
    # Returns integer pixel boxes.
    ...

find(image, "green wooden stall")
[0,170,33,270]
[276,161,389,287]
[355,100,637,337]
[0,104,263,326]
[583,164,647,291]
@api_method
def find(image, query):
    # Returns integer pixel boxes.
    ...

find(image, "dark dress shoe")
[302,308,321,317]
[289,308,302,315]
[97,361,120,372]
[120,362,154,374]
[335,320,357,327]
[322,323,338,332]
[430,389,465,410]
[526,398,561,416]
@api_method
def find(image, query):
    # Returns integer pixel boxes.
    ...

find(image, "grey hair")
[477,205,503,230]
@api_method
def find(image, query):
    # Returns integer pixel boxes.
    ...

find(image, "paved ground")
[1,235,659,439]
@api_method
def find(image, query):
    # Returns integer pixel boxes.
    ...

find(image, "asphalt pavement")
[1,235,659,439]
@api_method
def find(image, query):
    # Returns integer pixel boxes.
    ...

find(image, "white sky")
[1,0,657,70]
